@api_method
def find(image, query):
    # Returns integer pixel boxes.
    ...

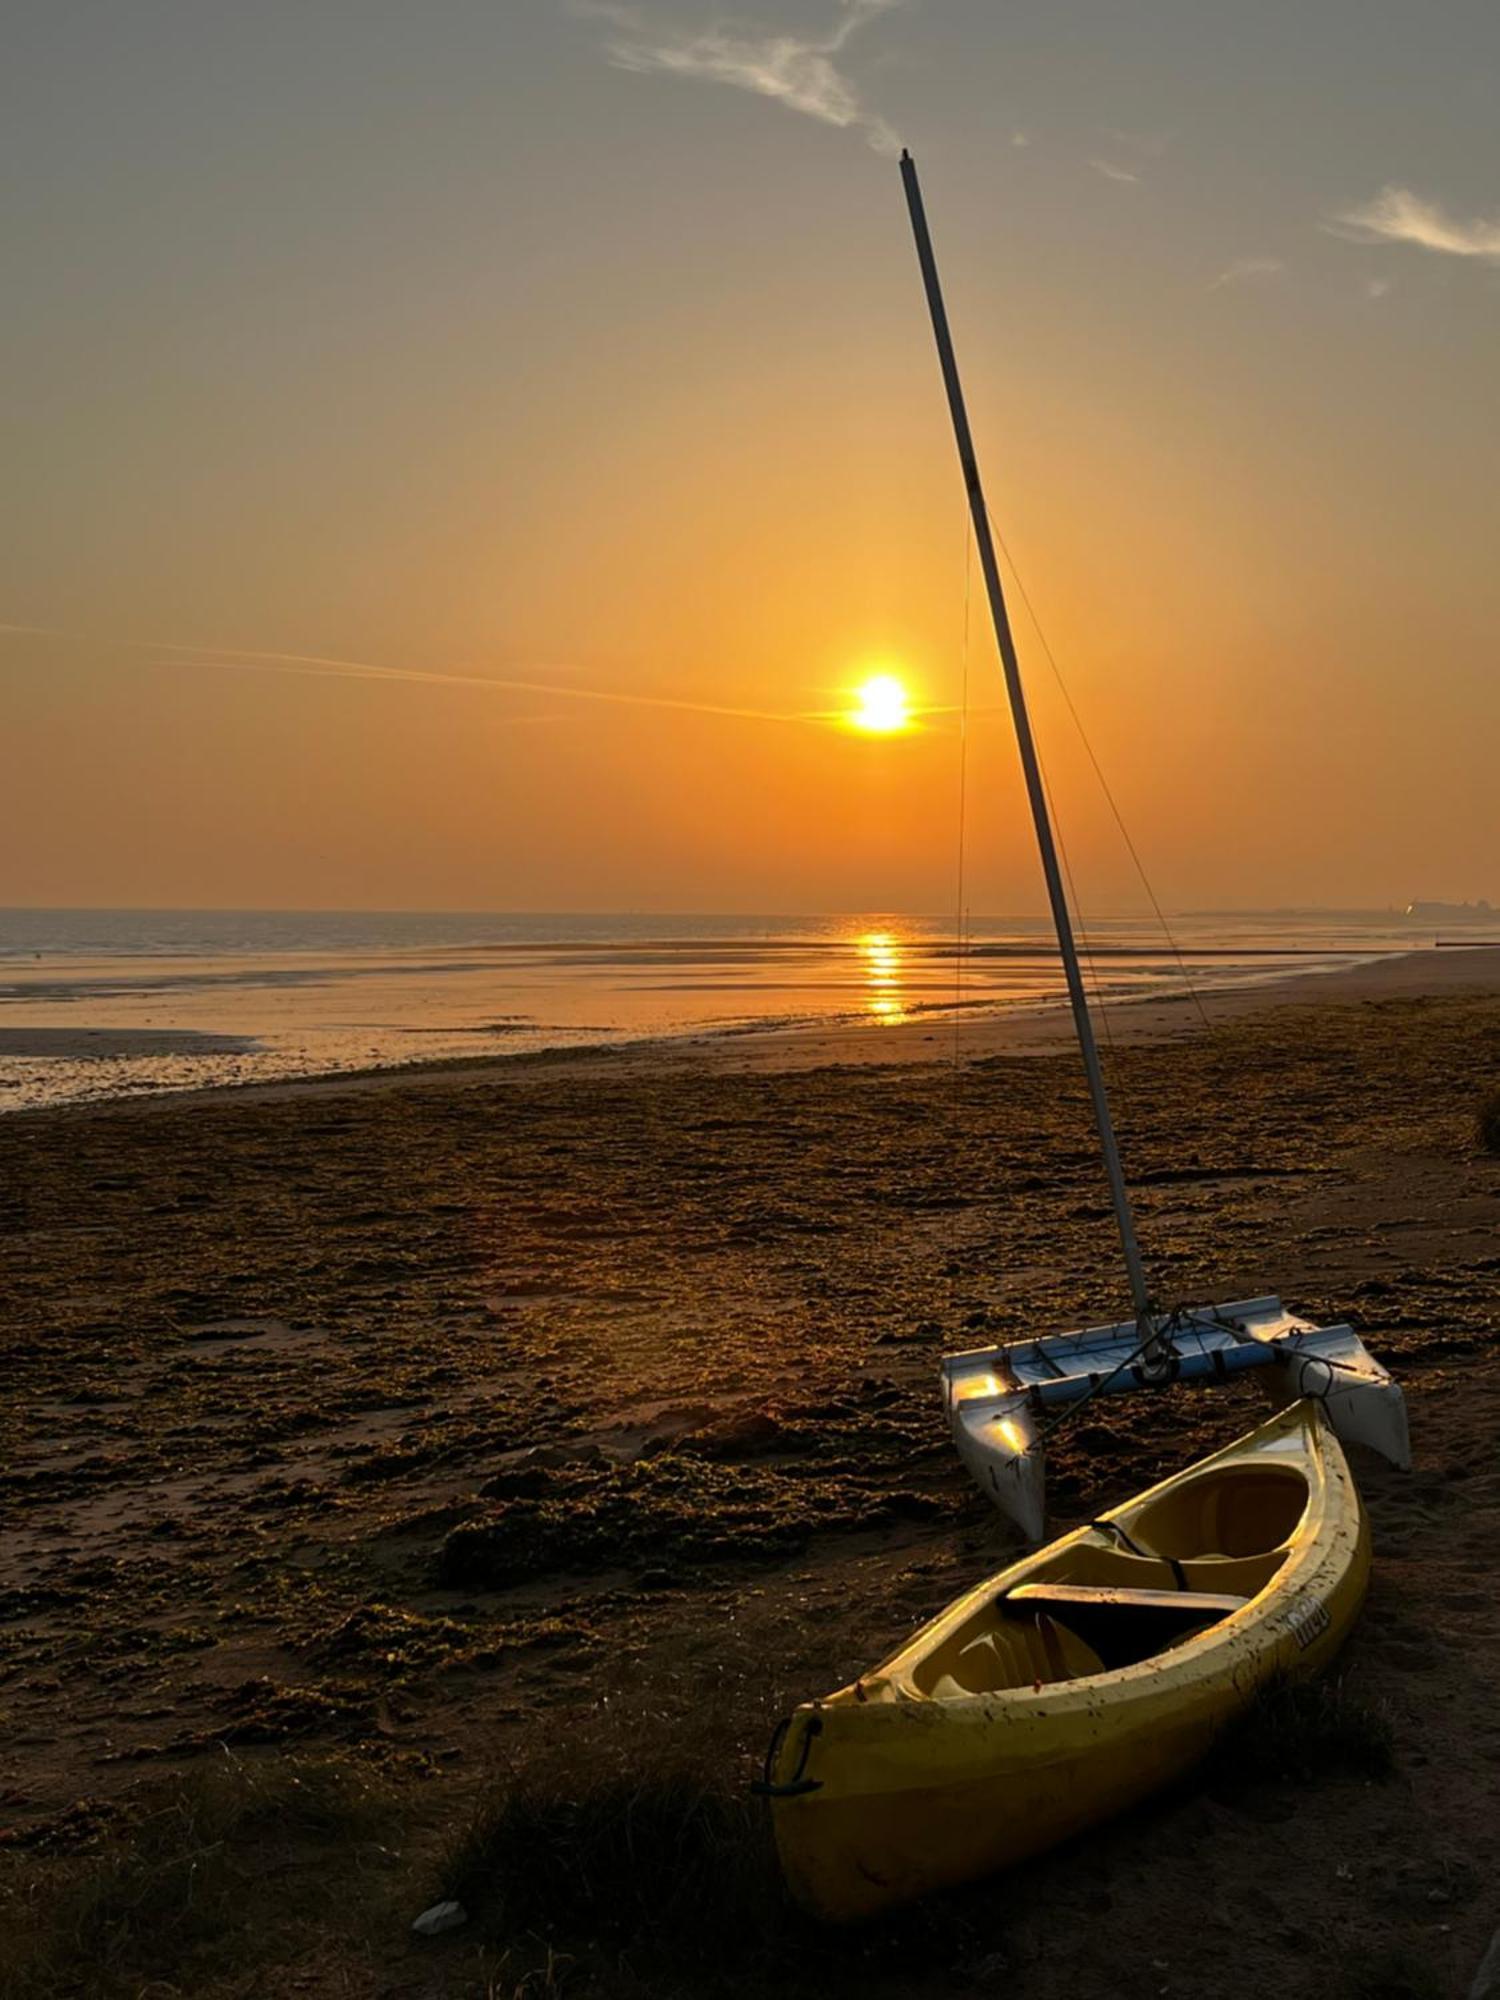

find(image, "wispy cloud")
[1107,128,1170,159]
[1209,255,1285,290]
[1087,130,1169,185]
[1328,185,1500,263]
[574,0,903,153]
[1088,157,1139,186]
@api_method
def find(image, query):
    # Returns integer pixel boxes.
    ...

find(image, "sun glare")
[850,673,912,735]
[857,930,908,1024]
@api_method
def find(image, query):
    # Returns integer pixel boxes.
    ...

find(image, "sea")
[0,906,1441,1112]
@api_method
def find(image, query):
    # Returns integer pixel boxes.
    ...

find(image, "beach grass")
[441,1718,785,1979]
[1341,1944,1447,2000]
[434,1704,1015,1997]
[0,1752,397,1999]
[1207,1675,1396,1790]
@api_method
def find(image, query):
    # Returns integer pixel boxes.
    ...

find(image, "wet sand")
[3,949,1500,1994]
[0,1027,258,1058]
[81,937,1500,1106]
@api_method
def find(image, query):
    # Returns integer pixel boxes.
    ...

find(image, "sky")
[3,0,1499,915]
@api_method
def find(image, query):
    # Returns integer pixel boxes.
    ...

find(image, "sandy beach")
[4,949,1500,1996]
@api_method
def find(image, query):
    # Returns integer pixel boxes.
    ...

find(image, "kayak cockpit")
[999,1582,1249,1673]
[1125,1459,1309,1560]
[907,1456,1312,1694]
[911,1578,1257,1694]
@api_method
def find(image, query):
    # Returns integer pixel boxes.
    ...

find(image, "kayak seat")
[1001,1582,1248,1671]
[1007,1582,1249,1615]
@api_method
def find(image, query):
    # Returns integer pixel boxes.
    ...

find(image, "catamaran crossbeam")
[943,1296,1410,1542]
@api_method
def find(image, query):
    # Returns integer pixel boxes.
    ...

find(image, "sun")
[850,673,912,735]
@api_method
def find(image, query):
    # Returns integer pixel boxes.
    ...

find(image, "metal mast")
[899,148,1154,1334]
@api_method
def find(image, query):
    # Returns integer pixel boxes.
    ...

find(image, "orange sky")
[4,2,1499,913]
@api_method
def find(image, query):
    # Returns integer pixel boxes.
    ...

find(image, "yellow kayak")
[766,1400,1369,1922]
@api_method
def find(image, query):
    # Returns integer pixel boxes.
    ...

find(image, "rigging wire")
[952,513,973,1081]
[1037,747,1118,1060]
[948,511,974,1287]
[988,521,1216,1038]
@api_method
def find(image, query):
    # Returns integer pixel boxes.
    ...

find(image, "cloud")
[1328,185,1500,263]
[574,0,903,153]
[1106,128,1169,160]
[1088,157,1139,185]
[1209,255,1285,290]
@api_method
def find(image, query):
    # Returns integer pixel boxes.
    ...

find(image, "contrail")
[2,622,813,724]
[150,641,819,725]
[5,620,977,728]
[160,645,980,727]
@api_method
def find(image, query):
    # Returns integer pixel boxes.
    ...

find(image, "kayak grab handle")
[750,1713,824,1798]
[1027,1339,1276,1408]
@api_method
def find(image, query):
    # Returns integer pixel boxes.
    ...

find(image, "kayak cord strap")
[750,1714,823,1799]
[1090,1518,1190,1592]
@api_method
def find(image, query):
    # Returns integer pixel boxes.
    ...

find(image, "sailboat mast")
[899,148,1154,1333]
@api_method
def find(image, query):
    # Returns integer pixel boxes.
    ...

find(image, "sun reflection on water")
[857,930,908,1025]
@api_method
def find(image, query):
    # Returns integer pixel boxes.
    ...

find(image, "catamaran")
[896,148,1409,1539]
[760,155,1410,1919]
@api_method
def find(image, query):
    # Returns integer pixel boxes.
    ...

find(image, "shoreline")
[12,943,1500,1119]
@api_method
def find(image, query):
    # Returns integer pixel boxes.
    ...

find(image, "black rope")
[1171,1309,1374,1386]
[1025,1316,1177,1453]
[1015,1304,1376,1462]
